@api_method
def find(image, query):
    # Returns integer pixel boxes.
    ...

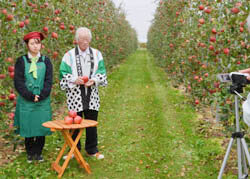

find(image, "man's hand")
[74,77,84,85]
[34,95,39,102]
[84,79,95,87]
[239,68,250,81]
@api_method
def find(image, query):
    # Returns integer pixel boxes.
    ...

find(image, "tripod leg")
[218,138,234,179]
[241,138,250,167]
[240,141,248,177]
[237,138,243,178]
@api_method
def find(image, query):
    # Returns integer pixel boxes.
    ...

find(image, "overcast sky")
[112,0,157,43]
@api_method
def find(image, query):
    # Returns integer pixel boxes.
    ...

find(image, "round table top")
[42,119,98,130]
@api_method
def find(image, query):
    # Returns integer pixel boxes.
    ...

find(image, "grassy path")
[0,50,227,178]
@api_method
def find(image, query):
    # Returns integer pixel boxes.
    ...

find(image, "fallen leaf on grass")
[145,165,150,168]
[155,168,161,174]
[136,167,140,172]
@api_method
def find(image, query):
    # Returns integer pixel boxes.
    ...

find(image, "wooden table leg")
[57,129,91,178]
[64,129,91,174]
[51,131,74,175]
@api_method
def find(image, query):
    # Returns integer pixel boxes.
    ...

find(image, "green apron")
[14,55,52,137]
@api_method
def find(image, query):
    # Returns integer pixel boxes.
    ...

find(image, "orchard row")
[147,0,249,127]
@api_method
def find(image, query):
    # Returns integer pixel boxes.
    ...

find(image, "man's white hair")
[247,14,250,33]
[75,27,92,41]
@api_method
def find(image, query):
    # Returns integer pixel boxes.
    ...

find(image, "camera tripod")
[218,84,250,179]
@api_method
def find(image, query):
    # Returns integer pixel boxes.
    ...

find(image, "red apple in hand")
[64,116,73,125]
[74,115,83,124]
[68,110,77,118]
[82,76,89,83]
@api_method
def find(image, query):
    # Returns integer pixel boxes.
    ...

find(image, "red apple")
[82,76,89,83]
[8,113,15,120]
[51,32,58,39]
[199,18,205,24]
[59,24,65,30]
[27,2,33,6]
[211,28,217,34]
[6,57,13,63]
[0,102,5,106]
[9,72,14,78]
[24,19,29,25]
[53,51,58,59]
[241,41,246,48]
[8,66,14,72]
[195,99,199,105]
[240,22,245,27]
[223,48,230,55]
[9,93,16,100]
[6,14,14,21]
[0,74,6,79]
[19,21,25,28]
[204,73,208,77]
[214,82,220,88]
[43,27,48,32]
[55,9,60,15]
[74,115,83,124]
[199,5,204,10]
[33,9,39,13]
[68,110,77,118]
[64,116,73,125]
[204,8,211,14]
[2,9,7,15]
[69,25,74,30]
[231,7,240,14]
[239,27,244,32]
[209,45,214,51]
[201,64,207,69]
[210,36,216,42]
[235,2,242,7]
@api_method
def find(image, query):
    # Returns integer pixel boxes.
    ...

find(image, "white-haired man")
[59,27,107,159]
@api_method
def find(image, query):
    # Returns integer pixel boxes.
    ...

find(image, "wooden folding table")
[42,119,98,178]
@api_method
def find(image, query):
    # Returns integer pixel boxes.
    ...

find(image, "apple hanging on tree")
[9,93,16,100]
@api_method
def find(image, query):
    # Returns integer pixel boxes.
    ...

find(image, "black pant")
[72,109,98,155]
[25,136,45,156]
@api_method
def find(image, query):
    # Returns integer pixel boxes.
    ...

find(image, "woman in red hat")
[14,31,53,163]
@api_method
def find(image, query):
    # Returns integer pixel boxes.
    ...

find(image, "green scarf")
[29,56,39,79]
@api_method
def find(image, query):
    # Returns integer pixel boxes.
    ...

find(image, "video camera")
[217,72,250,93]
[217,72,250,85]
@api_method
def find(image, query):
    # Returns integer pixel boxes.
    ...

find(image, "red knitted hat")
[23,31,44,41]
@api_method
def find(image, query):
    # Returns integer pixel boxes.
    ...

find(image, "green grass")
[0,50,231,178]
